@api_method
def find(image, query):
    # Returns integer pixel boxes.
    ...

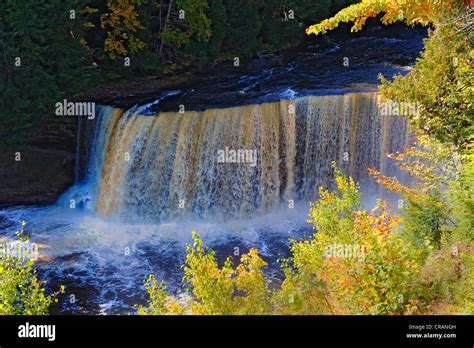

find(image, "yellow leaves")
[104,35,127,59]
[302,173,424,314]
[101,0,146,59]
[138,152,463,315]
[136,274,182,315]
[335,174,349,191]
[83,6,99,14]
[370,134,459,217]
[163,232,272,315]
[237,248,267,273]
[306,0,463,37]
[83,22,95,30]
[306,0,385,36]
[0,230,53,314]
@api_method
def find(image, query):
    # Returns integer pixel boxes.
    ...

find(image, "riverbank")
[75,21,426,111]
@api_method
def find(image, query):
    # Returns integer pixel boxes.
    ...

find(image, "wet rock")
[246,54,284,73]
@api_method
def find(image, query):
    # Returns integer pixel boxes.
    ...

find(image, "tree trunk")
[159,0,173,58]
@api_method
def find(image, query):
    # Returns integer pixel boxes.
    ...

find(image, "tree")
[306,0,467,35]
[260,0,358,51]
[0,256,53,314]
[0,0,97,145]
[222,0,263,56]
[138,168,429,315]
[206,0,226,59]
[275,166,424,315]
[156,0,211,65]
[379,18,473,149]
[305,0,473,150]
[369,134,459,247]
[100,0,147,59]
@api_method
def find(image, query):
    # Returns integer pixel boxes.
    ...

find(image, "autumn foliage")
[138,161,469,315]
[306,0,468,35]
[101,0,146,59]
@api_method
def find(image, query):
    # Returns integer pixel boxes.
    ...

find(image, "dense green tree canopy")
[0,0,96,144]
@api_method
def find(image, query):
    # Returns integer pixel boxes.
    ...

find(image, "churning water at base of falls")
[0,202,312,314]
[0,92,410,314]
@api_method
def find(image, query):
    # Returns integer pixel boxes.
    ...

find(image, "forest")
[0,0,472,318]
[0,0,357,144]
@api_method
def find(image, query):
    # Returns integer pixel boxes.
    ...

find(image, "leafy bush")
[0,256,52,315]
[137,230,271,315]
[380,19,473,150]
[369,134,459,248]
[369,134,473,313]
[276,166,424,315]
[0,221,61,315]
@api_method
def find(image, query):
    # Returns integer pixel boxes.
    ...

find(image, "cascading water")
[68,92,409,223]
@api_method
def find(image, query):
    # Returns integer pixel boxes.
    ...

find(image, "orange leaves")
[356,201,400,246]
[370,134,459,208]
[368,167,415,196]
[294,166,424,314]
[105,35,127,57]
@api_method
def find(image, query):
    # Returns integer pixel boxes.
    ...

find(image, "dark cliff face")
[0,117,77,207]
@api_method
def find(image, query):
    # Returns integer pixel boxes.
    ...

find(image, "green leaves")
[380,19,472,151]
[0,220,64,314]
[136,274,174,315]
[0,254,49,314]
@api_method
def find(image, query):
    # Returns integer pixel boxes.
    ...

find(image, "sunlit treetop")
[306,0,469,35]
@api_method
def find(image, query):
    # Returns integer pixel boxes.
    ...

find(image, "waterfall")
[70,92,410,223]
